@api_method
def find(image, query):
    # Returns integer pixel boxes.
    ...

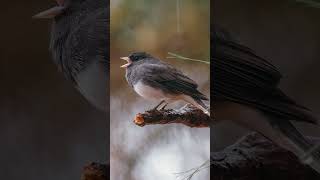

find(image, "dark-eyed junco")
[34,0,109,111]
[121,52,209,115]
[213,26,320,173]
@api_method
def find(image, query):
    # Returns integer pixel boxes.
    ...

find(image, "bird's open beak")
[32,6,65,19]
[120,57,132,68]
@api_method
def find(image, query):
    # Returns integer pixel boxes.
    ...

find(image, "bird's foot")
[204,110,210,116]
[152,100,165,111]
[180,103,210,116]
[179,103,191,111]
[159,103,168,110]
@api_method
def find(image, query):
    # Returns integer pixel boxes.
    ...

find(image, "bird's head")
[120,52,152,68]
[32,0,88,20]
[33,0,68,19]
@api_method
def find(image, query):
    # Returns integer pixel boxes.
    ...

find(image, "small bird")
[213,26,320,173]
[120,52,209,115]
[33,0,109,111]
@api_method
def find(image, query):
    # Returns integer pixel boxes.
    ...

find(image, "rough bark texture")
[81,162,109,180]
[134,105,211,127]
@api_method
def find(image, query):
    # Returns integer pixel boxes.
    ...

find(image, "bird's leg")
[179,103,191,110]
[160,103,169,110]
[152,100,165,110]
[180,95,210,116]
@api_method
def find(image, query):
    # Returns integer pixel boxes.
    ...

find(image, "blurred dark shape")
[212,25,320,173]
[211,0,320,151]
[0,0,108,179]
[81,162,109,180]
[34,0,109,111]
[212,26,316,124]
[210,132,320,180]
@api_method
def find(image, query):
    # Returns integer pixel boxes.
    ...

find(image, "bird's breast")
[133,81,167,100]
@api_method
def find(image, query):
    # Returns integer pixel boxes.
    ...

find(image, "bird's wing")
[213,28,316,123]
[139,63,208,100]
[62,8,109,111]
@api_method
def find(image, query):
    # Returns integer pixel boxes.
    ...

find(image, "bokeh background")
[110,0,210,180]
[0,1,107,179]
[212,0,320,151]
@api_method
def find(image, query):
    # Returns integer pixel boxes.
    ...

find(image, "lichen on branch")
[134,105,211,128]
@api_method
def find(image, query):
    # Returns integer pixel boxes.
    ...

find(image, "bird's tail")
[192,97,210,116]
[194,97,208,110]
[181,95,210,115]
[289,104,320,126]
[271,119,320,173]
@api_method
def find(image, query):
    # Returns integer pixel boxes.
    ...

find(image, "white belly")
[133,81,167,100]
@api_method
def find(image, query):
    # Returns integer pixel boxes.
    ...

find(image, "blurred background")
[110,0,210,180]
[212,0,320,151]
[0,1,107,179]
[3,0,319,179]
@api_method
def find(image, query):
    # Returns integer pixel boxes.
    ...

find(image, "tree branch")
[134,105,211,127]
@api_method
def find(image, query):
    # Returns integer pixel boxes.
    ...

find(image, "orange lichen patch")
[134,113,145,126]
